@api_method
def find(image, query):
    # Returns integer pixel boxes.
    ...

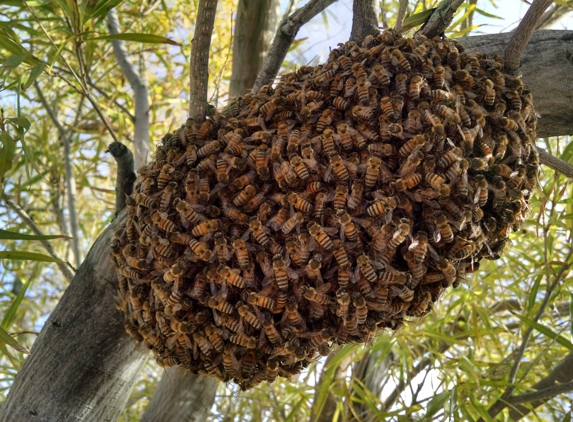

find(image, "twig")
[380,0,388,29]
[106,142,136,218]
[510,381,573,406]
[504,0,553,74]
[2,194,75,282]
[537,147,573,180]
[395,0,408,33]
[107,9,150,169]
[416,0,465,38]
[34,82,83,268]
[350,0,379,42]
[480,250,573,421]
[252,0,338,93]
[535,4,572,30]
[189,0,219,121]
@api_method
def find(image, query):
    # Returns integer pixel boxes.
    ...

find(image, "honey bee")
[398,149,424,177]
[152,211,177,232]
[136,193,157,209]
[248,218,270,247]
[233,185,257,208]
[191,218,222,237]
[356,76,371,105]
[391,49,411,72]
[366,197,389,217]
[408,73,423,99]
[409,231,429,264]
[347,181,364,210]
[432,65,446,89]
[351,292,368,324]
[363,156,381,189]
[218,265,246,288]
[158,181,177,212]
[435,213,454,243]
[302,282,331,305]
[272,254,296,291]
[207,297,234,314]
[388,219,411,249]
[284,297,307,329]
[316,109,334,132]
[237,305,263,330]
[305,253,323,280]
[332,185,348,211]
[281,211,304,235]
[198,178,210,203]
[390,284,414,302]
[425,173,446,190]
[437,258,457,284]
[288,192,313,213]
[308,222,334,250]
[247,292,276,311]
[336,210,359,242]
[290,155,309,180]
[438,147,463,169]
[399,134,426,158]
[157,163,175,190]
[306,181,326,195]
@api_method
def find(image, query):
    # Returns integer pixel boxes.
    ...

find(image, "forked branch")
[504,0,554,74]
[252,0,338,93]
[189,0,219,121]
[416,0,464,38]
[107,142,136,218]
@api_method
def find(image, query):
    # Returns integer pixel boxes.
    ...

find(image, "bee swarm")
[112,30,539,389]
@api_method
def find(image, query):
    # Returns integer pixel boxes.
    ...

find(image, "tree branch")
[107,9,151,169]
[106,142,136,218]
[509,352,573,420]
[417,0,465,38]
[140,368,218,422]
[189,0,219,121]
[509,380,573,406]
[0,212,149,422]
[2,194,75,282]
[252,0,338,93]
[504,0,554,74]
[350,0,380,42]
[394,0,408,33]
[34,82,83,268]
[537,148,573,180]
[480,250,573,421]
[229,0,280,97]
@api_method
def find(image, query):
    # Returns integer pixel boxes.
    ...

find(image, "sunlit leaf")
[1,278,31,330]
[0,229,71,241]
[402,8,437,31]
[0,251,63,262]
[512,313,573,351]
[0,325,29,354]
[89,33,181,46]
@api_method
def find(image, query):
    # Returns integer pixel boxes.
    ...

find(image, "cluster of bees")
[111,29,538,389]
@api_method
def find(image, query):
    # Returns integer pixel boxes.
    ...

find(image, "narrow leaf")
[2,278,30,330]
[513,313,573,351]
[425,390,450,418]
[570,293,573,338]
[22,62,46,89]
[0,325,29,354]
[0,251,63,262]
[402,8,437,31]
[89,33,181,46]
[0,229,70,241]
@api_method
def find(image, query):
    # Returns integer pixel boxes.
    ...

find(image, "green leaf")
[1,278,31,330]
[474,7,503,19]
[88,33,181,46]
[22,62,46,89]
[0,251,63,262]
[87,0,125,21]
[1,54,26,70]
[0,131,16,185]
[0,325,29,354]
[425,389,450,418]
[402,8,437,31]
[570,293,573,338]
[0,229,71,241]
[512,313,573,351]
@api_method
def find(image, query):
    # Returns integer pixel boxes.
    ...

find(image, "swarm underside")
[112,29,539,390]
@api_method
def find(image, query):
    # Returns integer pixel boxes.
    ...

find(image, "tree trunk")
[351,350,393,421]
[140,369,218,422]
[460,30,573,139]
[229,0,280,97]
[0,212,149,422]
[311,352,354,422]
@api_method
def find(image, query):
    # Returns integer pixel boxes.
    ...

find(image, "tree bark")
[351,349,393,421]
[229,0,280,97]
[350,0,380,43]
[311,352,354,422]
[0,212,149,422]
[460,30,573,139]
[417,0,465,38]
[140,369,218,422]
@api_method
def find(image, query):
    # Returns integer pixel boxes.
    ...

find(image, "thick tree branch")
[510,380,573,406]
[480,251,573,421]
[34,82,83,268]
[460,30,573,139]
[537,148,573,180]
[509,352,573,420]
[140,368,218,422]
[189,0,219,121]
[504,0,554,74]
[2,194,75,282]
[350,0,379,42]
[535,4,573,30]
[107,142,136,218]
[252,0,338,93]
[107,9,151,169]
[229,0,280,97]
[394,0,408,33]
[417,0,465,38]
[0,212,149,422]
[311,352,354,422]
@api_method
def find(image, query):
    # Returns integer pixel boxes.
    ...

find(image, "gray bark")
[417,0,465,38]
[350,0,380,42]
[107,9,151,169]
[460,30,573,139]
[140,369,218,422]
[0,212,149,422]
[229,0,280,97]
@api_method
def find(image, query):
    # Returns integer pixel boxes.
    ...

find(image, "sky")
[286,0,573,66]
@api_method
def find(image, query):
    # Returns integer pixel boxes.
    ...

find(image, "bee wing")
[371,261,385,270]
[352,266,360,283]
[241,229,252,242]
[324,227,338,236]
[408,240,420,251]
[323,266,338,279]
[178,212,190,229]
[308,237,317,251]
[384,210,394,224]
[146,246,155,264]
[208,248,218,263]
[433,229,442,245]
[286,268,299,280]
[317,282,332,293]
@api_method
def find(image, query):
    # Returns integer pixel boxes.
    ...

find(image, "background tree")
[1,0,573,421]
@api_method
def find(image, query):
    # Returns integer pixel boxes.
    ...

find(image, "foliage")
[1,0,572,421]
